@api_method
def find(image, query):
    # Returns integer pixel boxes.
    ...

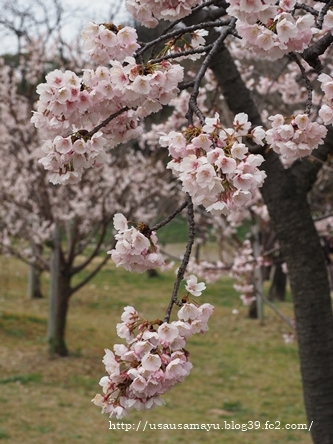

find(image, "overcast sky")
[0,0,130,54]
[62,0,129,28]
[60,0,130,39]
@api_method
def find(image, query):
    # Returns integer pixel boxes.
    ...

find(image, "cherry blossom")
[265,113,327,162]
[32,54,184,183]
[230,240,270,306]
[82,22,140,65]
[25,0,333,428]
[92,302,213,418]
[108,213,165,273]
[228,0,315,60]
[125,0,202,28]
[318,73,333,125]
[162,112,266,216]
[185,274,206,296]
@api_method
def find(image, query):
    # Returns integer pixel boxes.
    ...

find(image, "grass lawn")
[0,255,311,444]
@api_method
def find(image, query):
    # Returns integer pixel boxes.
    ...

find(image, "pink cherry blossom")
[93,303,213,418]
[185,274,206,296]
[266,113,327,162]
[163,113,266,216]
[108,213,165,273]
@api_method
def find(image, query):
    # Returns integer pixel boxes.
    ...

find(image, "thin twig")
[161,0,224,37]
[136,19,232,59]
[179,80,195,90]
[164,194,195,322]
[317,0,333,29]
[149,43,214,65]
[86,107,128,138]
[289,52,313,114]
[186,17,237,125]
[294,3,319,16]
[313,212,333,222]
[258,291,296,331]
[151,199,189,231]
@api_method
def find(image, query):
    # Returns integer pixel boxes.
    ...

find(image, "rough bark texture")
[205,31,333,442]
[54,274,71,357]
[48,227,71,357]
[261,152,333,444]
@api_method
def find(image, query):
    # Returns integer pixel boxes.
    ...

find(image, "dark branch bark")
[302,32,333,73]
[71,254,110,295]
[204,29,333,443]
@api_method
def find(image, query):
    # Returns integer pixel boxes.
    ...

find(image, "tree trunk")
[54,275,71,356]
[248,300,257,319]
[48,226,71,357]
[205,35,333,442]
[48,272,71,357]
[27,264,43,299]
[261,151,333,443]
[268,262,287,301]
[185,10,333,439]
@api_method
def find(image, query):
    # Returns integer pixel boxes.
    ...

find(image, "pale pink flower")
[202,113,221,133]
[276,17,298,43]
[319,104,333,125]
[178,303,201,321]
[233,112,251,135]
[157,323,179,343]
[103,349,120,376]
[131,375,148,392]
[231,142,248,159]
[121,305,139,323]
[323,10,333,32]
[185,275,206,297]
[141,353,162,371]
[191,29,208,48]
[191,133,213,151]
[216,155,237,174]
[128,75,151,95]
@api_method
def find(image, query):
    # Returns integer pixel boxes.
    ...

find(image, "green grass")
[156,214,189,244]
[0,255,311,444]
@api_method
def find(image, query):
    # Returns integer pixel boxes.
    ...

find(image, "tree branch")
[164,194,195,323]
[70,254,111,295]
[302,32,333,73]
[151,199,189,231]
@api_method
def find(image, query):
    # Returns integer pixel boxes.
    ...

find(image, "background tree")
[7,0,333,441]
[0,1,178,356]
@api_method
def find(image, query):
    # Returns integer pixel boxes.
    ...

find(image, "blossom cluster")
[108,213,165,273]
[231,240,257,306]
[38,131,107,185]
[265,113,327,162]
[125,0,202,28]
[161,112,267,216]
[32,57,183,183]
[318,73,333,125]
[186,258,227,284]
[82,22,140,65]
[228,0,315,60]
[92,301,214,418]
[231,240,270,306]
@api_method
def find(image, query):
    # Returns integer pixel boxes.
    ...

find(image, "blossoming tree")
[0,0,177,356]
[31,0,333,442]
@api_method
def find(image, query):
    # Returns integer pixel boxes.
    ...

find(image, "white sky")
[0,0,130,54]
[58,0,130,40]
[61,0,129,30]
